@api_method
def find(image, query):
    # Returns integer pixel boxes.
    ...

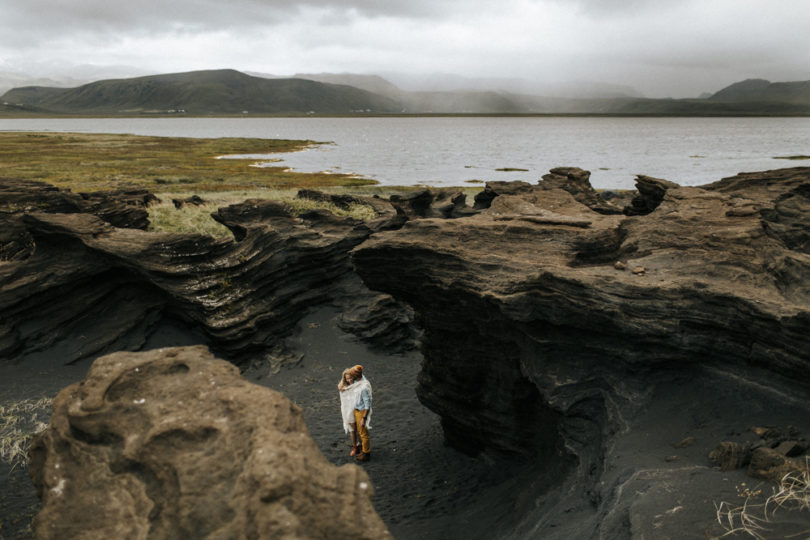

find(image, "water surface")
[2,117,808,189]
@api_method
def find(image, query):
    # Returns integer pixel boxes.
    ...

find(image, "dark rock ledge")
[0,179,419,367]
[351,166,810,538]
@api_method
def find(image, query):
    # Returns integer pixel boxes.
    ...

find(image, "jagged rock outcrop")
[623,174,680,216]
[0,179,155,227]
[0,185,417,365]
[0,179,154,260]
[472,180,535,210]
[29,346,390,539]
[351,167,810,538]
[540,167,624,215]
[389,188,475,219]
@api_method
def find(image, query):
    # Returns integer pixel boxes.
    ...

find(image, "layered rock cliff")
[352,166,810,538]
[0,179,417,366]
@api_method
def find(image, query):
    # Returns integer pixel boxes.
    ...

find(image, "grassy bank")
[0,132,484,237]
[148,189,380,238]
[0,132,377,193]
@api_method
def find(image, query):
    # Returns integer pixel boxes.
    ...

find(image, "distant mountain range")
[0,69,402,115]
[2,70,809,116]
[709,78,810,104]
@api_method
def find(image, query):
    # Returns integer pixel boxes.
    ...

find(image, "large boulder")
[29,346,390,539]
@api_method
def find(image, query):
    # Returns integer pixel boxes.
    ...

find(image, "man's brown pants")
[353,409,370,454]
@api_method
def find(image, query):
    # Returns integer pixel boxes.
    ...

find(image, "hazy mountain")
[3,70,809,116]
[244,71,284,80]
[293,73,402,98]
[0,69,403,115]
[604,97,810,115]
[0,71,87,97]
[382,72,643,99]
[710,78,810,104]
[398,77,810,114]
[400,91,525,113]
[277,71,644,112]
[0,63,148,96]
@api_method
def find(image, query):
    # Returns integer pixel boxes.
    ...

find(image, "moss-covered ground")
[0,132,377,193]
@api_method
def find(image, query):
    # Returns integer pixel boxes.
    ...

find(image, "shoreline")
[3,112,810,119]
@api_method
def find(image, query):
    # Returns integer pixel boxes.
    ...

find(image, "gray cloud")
[0,0,808,98]
[562,0,685,16]
[1,0,465,37]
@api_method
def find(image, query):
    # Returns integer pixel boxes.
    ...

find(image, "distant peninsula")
[2,69,810,116]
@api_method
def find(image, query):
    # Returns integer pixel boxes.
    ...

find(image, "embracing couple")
[338,364,372,462]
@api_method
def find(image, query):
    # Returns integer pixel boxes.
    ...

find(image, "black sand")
[0,307,524,539]
[3,306,809,539]
[245,306,528,539]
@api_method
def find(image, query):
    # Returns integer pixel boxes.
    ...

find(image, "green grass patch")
[148,189,379,237]
[0,132,377,193]
[0,397,51,470]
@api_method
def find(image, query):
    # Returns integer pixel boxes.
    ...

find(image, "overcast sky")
[1,0,808,97]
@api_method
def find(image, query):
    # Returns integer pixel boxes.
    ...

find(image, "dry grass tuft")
[0,397,52,470]
[713,459,810,539]
[148,199,234,239]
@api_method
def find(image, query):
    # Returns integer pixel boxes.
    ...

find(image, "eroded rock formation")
[0,178,154,260]
[30,346,390,539]
[351,167,810,537]
[0,179,417,365]
[4,168,810,538]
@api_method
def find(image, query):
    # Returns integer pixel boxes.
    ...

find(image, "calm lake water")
[2,117,809,189]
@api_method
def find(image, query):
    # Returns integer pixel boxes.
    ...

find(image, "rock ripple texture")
[30,345,390,539]
[0,180,417,365]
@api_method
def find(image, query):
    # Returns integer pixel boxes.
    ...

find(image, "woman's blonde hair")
[338,368,354,391]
